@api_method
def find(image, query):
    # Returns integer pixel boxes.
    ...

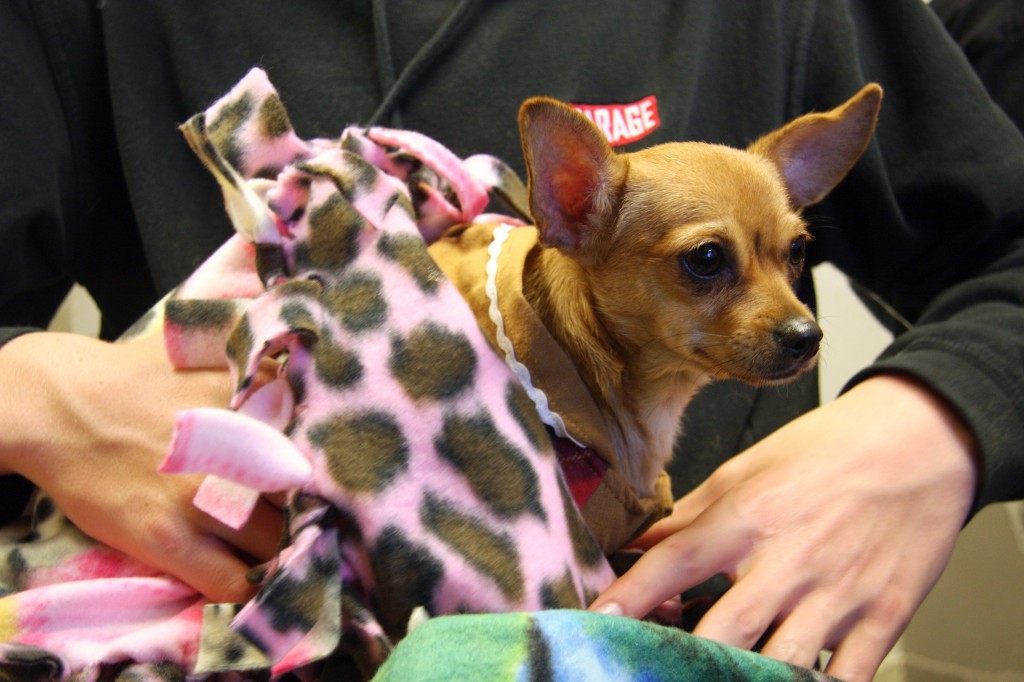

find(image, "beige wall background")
[51,263,1024,680]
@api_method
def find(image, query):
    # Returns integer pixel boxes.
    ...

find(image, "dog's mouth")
[689,322,821,386]
[748,357,819,385]
[700,354,817,385]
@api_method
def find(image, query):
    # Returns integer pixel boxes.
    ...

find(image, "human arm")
[931,0,1024,131]
[0,330,283,603]
[591,374,977,680]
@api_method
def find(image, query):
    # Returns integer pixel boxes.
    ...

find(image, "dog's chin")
[742,357,819,386]
[696,352,819,386]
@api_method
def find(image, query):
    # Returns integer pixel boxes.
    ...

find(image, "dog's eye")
[682,243,725,279]
[788,237,807,269]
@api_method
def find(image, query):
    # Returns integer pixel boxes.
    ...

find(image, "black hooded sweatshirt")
[1,0,1023,520]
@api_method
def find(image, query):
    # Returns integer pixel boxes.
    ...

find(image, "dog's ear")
[748,83,882,209]
[518,97,627,253]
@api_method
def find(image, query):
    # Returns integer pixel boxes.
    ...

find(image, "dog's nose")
[774,316,822,362]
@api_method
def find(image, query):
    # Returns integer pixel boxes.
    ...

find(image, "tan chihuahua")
[516,85,882,496]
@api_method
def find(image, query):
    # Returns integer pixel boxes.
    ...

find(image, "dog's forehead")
[623,142,803,241]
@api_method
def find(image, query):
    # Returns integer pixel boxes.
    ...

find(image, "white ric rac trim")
[486,224,585,447]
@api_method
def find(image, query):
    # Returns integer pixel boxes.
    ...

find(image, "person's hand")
[0,330,284,603]
[589,374,978,682]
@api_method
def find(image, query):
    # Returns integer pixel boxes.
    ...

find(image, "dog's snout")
[774,316,822,361]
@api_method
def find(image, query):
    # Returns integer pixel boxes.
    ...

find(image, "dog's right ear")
[518,98,626,254]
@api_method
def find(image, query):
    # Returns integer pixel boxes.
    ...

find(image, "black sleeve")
[931,0,1024,132]
[802,0,1024,512]
[0,0,80,331]
[0,0,157,341]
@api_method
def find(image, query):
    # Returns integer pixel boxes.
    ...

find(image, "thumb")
[629,460,743,550]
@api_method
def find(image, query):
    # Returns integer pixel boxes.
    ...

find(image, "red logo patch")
[570,95,661,147]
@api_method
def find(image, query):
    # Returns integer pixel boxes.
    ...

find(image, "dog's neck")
[523,245,707,496]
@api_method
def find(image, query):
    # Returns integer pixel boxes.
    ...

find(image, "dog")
[434,85,882,502]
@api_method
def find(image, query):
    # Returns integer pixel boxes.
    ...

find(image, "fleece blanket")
[0,69,832,681]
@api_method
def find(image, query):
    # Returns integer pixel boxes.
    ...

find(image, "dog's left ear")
[748,83,883,209]
[518,97,627,254]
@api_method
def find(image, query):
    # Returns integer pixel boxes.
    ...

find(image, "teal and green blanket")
[376,610,833,682]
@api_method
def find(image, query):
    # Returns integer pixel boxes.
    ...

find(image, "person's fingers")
[200,495,285,563]
[629,459,745,550]
[758,597,835,670]
[134,508,258,603]
[628,496,707,550]
[688,567,791,651]
[825,609,906,682]
[590,504,747,618]
[164,535,259,604]
[263,491,288,510]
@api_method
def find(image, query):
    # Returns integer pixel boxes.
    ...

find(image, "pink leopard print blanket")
[0,68,613,680]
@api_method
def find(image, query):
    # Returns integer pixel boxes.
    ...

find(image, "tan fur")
[519,85,882,495]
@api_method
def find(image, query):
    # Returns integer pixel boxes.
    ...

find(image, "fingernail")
[593,602,623,617]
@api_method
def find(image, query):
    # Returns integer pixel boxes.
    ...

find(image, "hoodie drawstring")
[368,0,480,127]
